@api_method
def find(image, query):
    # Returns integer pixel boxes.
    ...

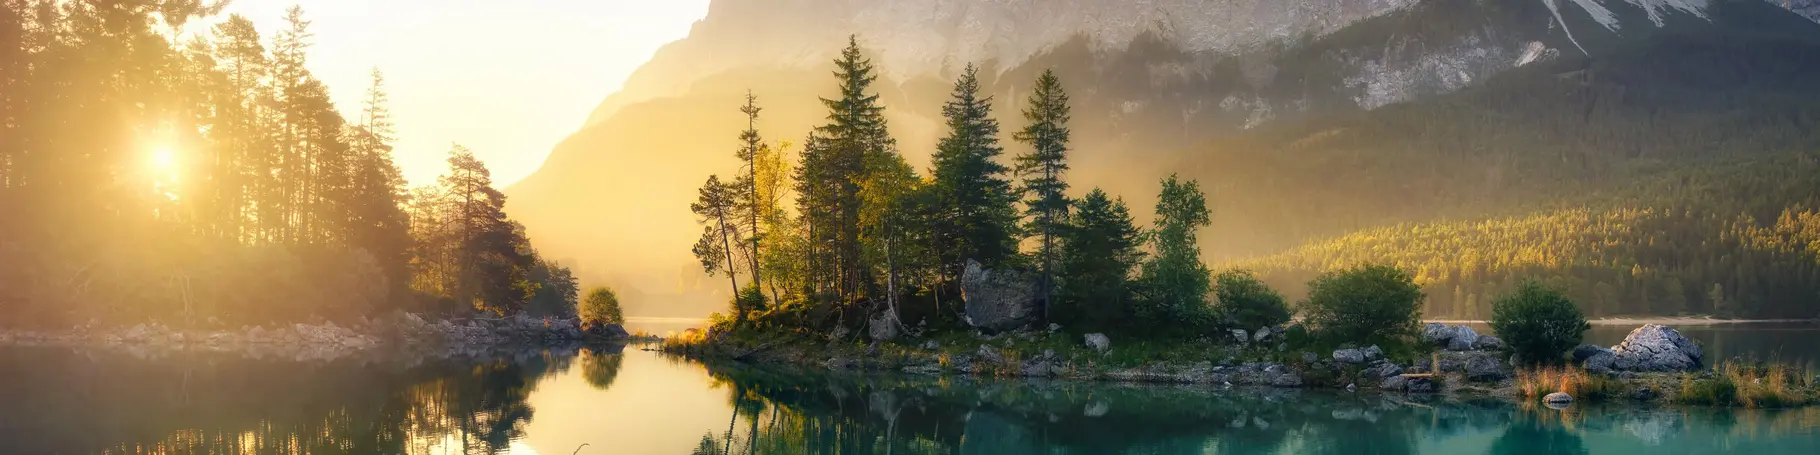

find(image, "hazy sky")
[211,1,713,187]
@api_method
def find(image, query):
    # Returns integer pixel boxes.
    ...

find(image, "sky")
[210,1,713,187]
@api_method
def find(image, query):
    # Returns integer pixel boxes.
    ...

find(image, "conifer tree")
[796,36,893,301]
[1014,69,1073,321]
[440,145,537,314]
[734,92,765,288]
[1058,189,1144,332]
[930,63,1019,288]
[692,175,744,319]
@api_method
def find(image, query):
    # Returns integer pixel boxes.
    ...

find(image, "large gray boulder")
[1609,324,1703,372]
[960,260,1039,333]
[1084,333,1111,353]
[1332,348,1367,364]
[1466,354,1510,382]
[1422,323,1483,350]
[868,313,901,341]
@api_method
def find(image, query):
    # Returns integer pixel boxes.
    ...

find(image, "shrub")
[578,286,624,329]
[1214,269,1292,329]
[1489,281,1590,365]
[1300,264,1425,350]
[734,283,767,323]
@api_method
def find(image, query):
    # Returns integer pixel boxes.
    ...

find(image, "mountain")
[506,0,1820,316]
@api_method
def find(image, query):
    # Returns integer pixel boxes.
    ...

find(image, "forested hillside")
[1205,33,1820,319]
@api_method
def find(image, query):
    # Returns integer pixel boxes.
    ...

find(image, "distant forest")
[0,3,576,328]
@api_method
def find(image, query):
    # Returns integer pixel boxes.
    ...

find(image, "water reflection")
[4,346,1819,454]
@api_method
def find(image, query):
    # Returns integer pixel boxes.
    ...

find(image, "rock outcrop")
[961,260,1039,333]
[1608,324,1703,372]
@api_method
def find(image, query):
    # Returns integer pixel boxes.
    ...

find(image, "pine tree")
[734,92,765,289]
[346,69,412,288]
[796,36,893,301]
[692,174,743,320]
[440,145,536,315]
[930,63,1019,290]
[1058,189,1144,332]
[1014,69,1072,321]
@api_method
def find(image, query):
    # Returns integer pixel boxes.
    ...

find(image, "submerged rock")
[1609,324,1703,372]
[1544,392,1574,404]
[960,259,1039,333]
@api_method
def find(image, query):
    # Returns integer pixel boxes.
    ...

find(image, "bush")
[1300,264,1425,350]
[1214,269,1292,329]
[1489,281,1590,365]
[579,286,624,329]
[734,283,767,323]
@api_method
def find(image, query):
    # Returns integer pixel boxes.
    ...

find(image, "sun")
[149,146,177,173]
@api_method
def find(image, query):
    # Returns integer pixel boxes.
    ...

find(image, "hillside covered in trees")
[0,2,576,328]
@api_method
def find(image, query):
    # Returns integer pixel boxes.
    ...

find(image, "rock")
[1362,345,1384,361]
[1473,335,1503,351]
[1584,352,1616,375]
[1332,348,1366,364]
[1362,360,1405,379]
[829,326,851,341]
[1084,333,1111,354]
[1253,326,1272,343]
[1446,325,1481,351]
[960,260,1039,332]
[1230,328,1250,344]
[1609,324,1703,372]
[1346,383,1358,392]
[1572,344,1610,363]
[1047,323,1061,332]
[1302,351,1318,363]
[1084,401,1109,417]
[1270,371,1304,387]
[1421,322,1451,345]
[1021,359,1056,377]
[123,324,150,341]
[1544,392,1574,404]
[867,313,901,341]
[977,345,1005,364]
[585,323,630,340]
[1406,377,1438,394]
[1466,354,1510,382]
[923,340,941,350]
[1380,375,1410,391]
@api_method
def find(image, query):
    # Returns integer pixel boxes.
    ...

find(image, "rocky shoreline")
[0,312,636,361]
[669,322,1797,406]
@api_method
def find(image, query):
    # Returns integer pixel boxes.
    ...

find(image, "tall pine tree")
[796,36,893,302]
[930,63,1020,292]
[1058,189,1144,333]
[1014,69,1072,322]
[734,92,765,289]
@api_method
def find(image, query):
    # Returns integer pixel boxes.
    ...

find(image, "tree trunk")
[718,212,742,324]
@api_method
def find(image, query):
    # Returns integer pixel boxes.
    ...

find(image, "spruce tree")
[796,35,893,301]
[734,92,765,289]
[1014,69,1072,321]
[1058,189,1144,333]
[930,63,1019,288]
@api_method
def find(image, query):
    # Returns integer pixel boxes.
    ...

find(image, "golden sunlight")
[149,145,178,174]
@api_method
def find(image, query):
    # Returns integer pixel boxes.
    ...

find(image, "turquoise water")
[2,344,1818,454]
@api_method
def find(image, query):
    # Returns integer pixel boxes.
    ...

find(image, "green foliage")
[929,64,1021,276]
[1213,270,1291,330]
[735,283,769,319]
[1056,189,1145,333]
[1489,281,1590,365]
[1136,175,1216,335]
[1300,264,1425,350]
[1677,375,1739,406]
[579,286,625,328]
[793,35,896,302]
[1014,69,1073,314]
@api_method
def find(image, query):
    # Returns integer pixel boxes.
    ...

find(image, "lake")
[4,334,1820,455]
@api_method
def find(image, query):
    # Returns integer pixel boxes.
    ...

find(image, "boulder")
[1362,345,1385,362]
[1230,329,1250,344]
[1421,322,1451,345]
[1380,375,1411,391]
[923,340,942,350]
[1253,326,1273,343]
[1332,348,1366,364]
[1446,325,1481,351]
[1609,324,1703,372]
[1572,344,1612,363]
[1406,377,1438,394]
[1544,392,1574,404]
[1466,354,1510,382]
[960,260,1039,333]
[867,313,901,341]
[1270,371,1304,388]
[977,345,1005,364]
[585,323,630,340]
[1473,335,1504,351]
[1084,333,1111,354]
[1362,360,1405,379]
[1584,351,1616,375]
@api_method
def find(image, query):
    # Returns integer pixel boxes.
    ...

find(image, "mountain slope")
[507,0,1820,315]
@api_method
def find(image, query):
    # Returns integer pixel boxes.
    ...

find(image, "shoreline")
[1426,318,1819,326]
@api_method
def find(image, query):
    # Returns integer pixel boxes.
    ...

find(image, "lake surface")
[4,335,1820,455]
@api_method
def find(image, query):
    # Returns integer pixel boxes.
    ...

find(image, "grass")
[1677,360,1815,408]
[1516,366,1626,402]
